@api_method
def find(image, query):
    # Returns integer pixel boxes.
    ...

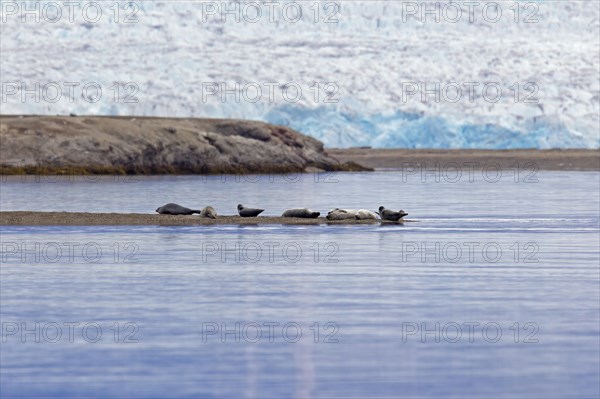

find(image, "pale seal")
[238,204,264,217]
[326,208,357,220]
[156,203,200,215]
[355,209,378,220]
[200,206,217,219]
[378,206,408,221]
[282,208,320,218]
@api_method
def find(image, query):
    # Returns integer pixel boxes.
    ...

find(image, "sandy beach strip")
[328,148,600,171]
[0,212,415,226]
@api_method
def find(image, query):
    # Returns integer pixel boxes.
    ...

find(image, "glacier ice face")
[1,1,598,148]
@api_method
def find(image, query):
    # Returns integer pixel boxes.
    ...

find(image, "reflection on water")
[1,172,599,398]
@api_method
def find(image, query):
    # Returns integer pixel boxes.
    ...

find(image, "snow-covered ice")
[1,1,598,148]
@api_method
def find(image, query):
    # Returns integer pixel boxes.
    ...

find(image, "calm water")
[1,171,599,398]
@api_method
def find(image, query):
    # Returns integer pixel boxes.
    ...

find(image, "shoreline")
[0,212,415,226]
[2,116,598,174]
[328,148,600,171]
[1,148,597,176]
[1,148,598,176]
[0,115,369,175]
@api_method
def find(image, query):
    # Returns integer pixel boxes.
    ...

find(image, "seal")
[200,206,217,219]
[238,204,264,217]
[326,208,357,220]
[155,203,200,215]
[282,208,320,218]
[378,206,408,221]
[355,209,378,220]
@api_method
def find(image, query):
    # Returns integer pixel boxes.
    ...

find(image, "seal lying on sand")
[325,208,358,220]
[156,203,200,215]
[238,204,264,217]
[355,209,378,220]
[326,208,357,220]
[327,208,378,220]
[282,208,320,218]
[378,206,408,221]
[200,206,217,219]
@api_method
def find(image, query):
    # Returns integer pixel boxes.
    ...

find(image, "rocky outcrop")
[0,116,370,174]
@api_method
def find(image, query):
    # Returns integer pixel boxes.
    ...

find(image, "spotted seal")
[355,209,378,220]
[200,206,217,219]
[326,208,357,220]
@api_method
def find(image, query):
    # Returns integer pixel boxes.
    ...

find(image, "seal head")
[200,206,217,219]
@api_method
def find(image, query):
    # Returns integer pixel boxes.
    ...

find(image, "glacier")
[0,0,599,149]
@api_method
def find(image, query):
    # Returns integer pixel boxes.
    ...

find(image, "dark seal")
[378,206,408,221]
[156,203,201,215]
[238,204,265,217]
